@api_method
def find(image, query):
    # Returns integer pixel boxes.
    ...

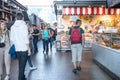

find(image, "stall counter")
[92,43,120,80]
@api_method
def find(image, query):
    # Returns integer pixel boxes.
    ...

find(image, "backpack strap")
[71,27,80,34]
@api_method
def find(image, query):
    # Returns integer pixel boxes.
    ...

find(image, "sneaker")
[77,66,81,71]
[4,75,10,80]
[72,69,77,74]
[29,66,37,71]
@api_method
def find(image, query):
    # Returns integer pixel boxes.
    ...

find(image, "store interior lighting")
[100,15,111,21]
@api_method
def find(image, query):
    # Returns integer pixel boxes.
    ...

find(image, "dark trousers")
[29,39,34,54]
[43,39,49,54]
[49,37,54,50]
[16,51,28,80]
[43,39,45,52]
[28,56,33,67]
[33,38,38,53]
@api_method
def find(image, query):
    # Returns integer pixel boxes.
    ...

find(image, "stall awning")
[62,7,120,15]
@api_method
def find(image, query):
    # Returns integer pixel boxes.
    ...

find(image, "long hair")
[0,20,9,39]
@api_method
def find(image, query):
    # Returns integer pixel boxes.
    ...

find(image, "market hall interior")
[8,41,112,80]
[1,0,120,80]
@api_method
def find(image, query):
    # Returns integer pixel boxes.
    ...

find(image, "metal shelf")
[112,37,120,39]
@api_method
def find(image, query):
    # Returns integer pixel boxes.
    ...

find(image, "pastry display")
[101,41,106,46]
[94,33,120,49]
[112,41,120,49]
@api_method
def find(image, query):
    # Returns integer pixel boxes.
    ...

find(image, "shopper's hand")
[28,50,31,56]
[30,34,32,37]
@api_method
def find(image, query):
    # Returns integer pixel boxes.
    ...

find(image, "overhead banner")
[62,6,120,15]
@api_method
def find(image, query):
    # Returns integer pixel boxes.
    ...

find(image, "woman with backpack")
[0,20,11,80]
[42,24,50,55]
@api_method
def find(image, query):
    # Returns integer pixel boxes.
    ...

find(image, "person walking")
[26,22,37,71]
[31,24,39,54]
[53,28,57,41]
[41,26,45,53]
[47,23,55,52]
[68,19,85,74]
[42,24,50,55]
[0,19,11,80]
[10,13,31,80]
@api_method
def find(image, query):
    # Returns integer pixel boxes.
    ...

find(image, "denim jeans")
[43,39,45,52]
[49,37,54,50]
[28,56,33,67]
[43,39,49,54]
[16,51,28,80]
[33,38,38,53]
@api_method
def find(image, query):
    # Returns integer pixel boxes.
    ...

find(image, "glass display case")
[84,33,93,47]
[93,33,120,50]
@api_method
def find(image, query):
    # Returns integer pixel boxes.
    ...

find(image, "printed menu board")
[60,33,71,50]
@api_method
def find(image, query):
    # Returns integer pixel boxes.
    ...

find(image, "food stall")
[54,0,120,51]
[92,18,120,79]
[54,0,120,79]
[60,12,120,79]
[56,6,120,50]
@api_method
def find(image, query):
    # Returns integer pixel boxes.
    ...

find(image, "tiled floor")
[7,41,112,80]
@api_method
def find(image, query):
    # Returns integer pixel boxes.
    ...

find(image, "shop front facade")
[0,0,28,23]
[54,0,107,50]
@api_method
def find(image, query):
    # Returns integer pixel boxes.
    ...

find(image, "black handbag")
[0,43,5,48]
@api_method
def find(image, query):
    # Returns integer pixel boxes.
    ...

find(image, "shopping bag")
[9,44,17,59]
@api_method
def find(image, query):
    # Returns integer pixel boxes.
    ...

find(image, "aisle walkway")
[24,41,112,80]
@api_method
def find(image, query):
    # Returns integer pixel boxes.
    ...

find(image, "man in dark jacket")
[31,24,39,53]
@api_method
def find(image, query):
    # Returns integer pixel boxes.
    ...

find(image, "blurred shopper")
[98,21,105,33]
[31,25,39,54]
[41,26,45,53]
[0,20,11,80]
[53,28,57,41]
[10,13,31,80]
[38,26,43,40]
[7,21,15,31]
[68,19,85,74]
[26,22,37,71]
[47,23,55,52]
[42,24,50,55]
